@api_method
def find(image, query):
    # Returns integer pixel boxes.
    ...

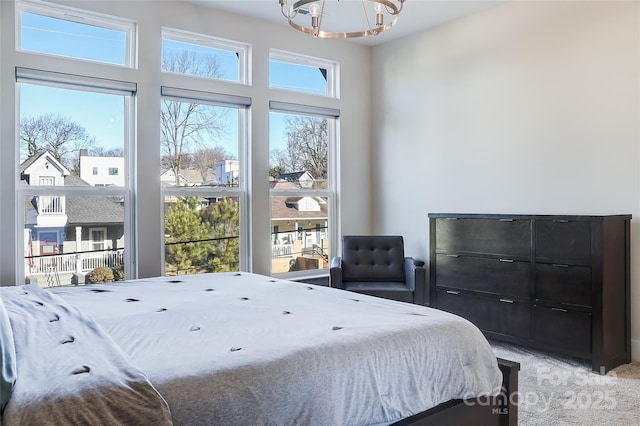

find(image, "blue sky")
[19,10,327,162]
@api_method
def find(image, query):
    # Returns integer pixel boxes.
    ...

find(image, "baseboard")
[631,338,640,362]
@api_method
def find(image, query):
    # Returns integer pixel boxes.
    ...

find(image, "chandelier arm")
[316,0,326,37]
[361,0,374,34]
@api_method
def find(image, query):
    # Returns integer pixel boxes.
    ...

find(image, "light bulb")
[309,2,320,17]
[374,2,383,26]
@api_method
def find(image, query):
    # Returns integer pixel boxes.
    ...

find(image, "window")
[18,2,135,67]
[161,87,250,276]
[109,168,119,176]
[269,49,338,98]
[18,68,134,286]
[269,102,338,276]
[92,167,98,175]
[162,28,250,84]
[89,227,107,251]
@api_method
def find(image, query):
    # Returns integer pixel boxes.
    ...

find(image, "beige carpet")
[490,341,640,425]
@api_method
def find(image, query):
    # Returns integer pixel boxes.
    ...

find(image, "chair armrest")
[405,257,427,305]
[329,256,344,289]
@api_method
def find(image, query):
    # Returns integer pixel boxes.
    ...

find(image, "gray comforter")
[49,272,503,426]
[0,285,172,426]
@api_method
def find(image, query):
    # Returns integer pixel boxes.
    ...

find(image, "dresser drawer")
[533,305,591,357]
[436,254,530,299]
[535,263,591,308]
[435,218,531,256]
[436,289,530,339]
[536,220,591,261]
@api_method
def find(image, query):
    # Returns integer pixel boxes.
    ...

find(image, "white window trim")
[89,227,108,251]
[269,107,339,280]
[269,48,339,99]
[16,74,136,284]
[16,0,137,68]
[160,89,250,274]
[162,27,251,85]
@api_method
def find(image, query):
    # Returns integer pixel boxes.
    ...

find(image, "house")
[270,174,329,273]
[20,151,125,286]
[215,159,239,187]
[79,151,125,187]
[160,168,204,187]
[275,171,315,189]
[1,1,639,359]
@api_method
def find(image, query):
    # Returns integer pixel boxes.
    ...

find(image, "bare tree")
[192,147,231,184]
[20,113,95,169]
[91,147,124,157]
[270,116,328,179]
[160,50,228,185]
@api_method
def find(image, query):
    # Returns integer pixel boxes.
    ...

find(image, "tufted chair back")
[341,236,406,282]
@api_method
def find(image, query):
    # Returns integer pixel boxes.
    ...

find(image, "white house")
[215,159,239,187]
[79,153,125,187]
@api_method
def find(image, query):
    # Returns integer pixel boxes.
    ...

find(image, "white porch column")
[75,226,82,273]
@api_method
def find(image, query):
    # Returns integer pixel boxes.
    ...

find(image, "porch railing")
[272,244,294,257]
[27,249,124,275]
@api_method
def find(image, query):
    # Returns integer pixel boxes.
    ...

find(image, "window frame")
[268,101,339,279]
[161,28,251,85]
[160,86,251,275]
[16,1,137,68]
[269,49,339,98]
[16,70,136,285]
[89,227,108,251]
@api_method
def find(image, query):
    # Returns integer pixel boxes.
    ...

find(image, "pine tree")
[164,197,212,275]
[204,197,240,272]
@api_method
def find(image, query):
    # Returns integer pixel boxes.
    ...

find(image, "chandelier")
[279,0,406,39]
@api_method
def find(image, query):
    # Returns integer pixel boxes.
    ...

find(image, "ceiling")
[187,1,506,46]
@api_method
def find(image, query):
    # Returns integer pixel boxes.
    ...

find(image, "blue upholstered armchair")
[329,235,427,305]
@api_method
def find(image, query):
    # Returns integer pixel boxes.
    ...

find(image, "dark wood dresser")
[429,213,631,373]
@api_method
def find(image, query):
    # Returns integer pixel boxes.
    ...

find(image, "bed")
[0,272,519,425]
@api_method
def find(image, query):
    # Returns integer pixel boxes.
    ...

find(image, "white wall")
[371,1,640,358]
[0,0,373,283]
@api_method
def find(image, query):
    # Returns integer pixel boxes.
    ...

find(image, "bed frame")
[393,358,520,426]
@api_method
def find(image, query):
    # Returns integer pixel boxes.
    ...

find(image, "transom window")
[162,28,250,84]
[269,49,338,98]
[18,2,135,67]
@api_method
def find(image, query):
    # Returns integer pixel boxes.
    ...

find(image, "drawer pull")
[553,219,569,223]
[499,298,514,304]
[446,254,460,258]
[499,258,514,263]
[552,307,568,313]
[444,217,459,220]
[499,218,514,222]
[446,290,460,295]
[552,264,569,268]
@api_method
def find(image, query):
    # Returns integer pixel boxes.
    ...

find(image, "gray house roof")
[65,196,124,224]
[64,174,124,224]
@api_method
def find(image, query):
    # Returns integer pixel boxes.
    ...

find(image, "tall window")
[161,87,249,276]
[18,69,134,286]
[269,103,338,276]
